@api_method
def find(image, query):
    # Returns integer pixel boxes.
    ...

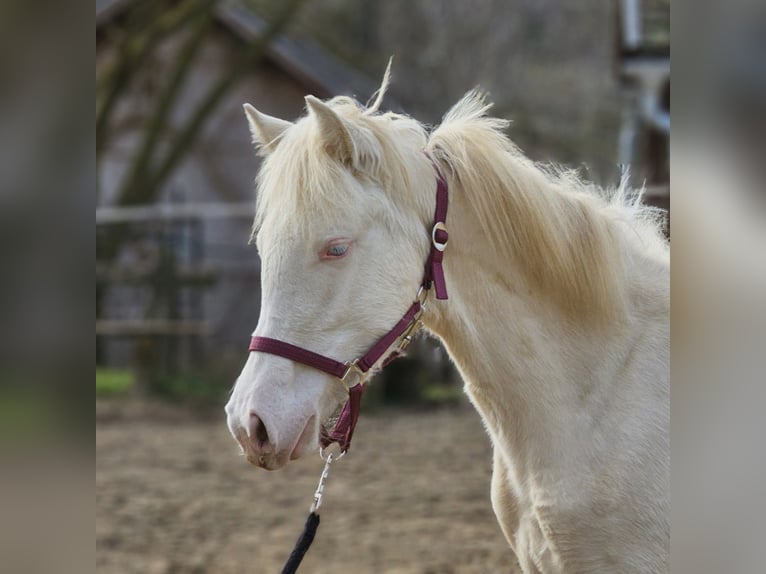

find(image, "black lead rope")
[280,512,320,574]
[279,452,337,574]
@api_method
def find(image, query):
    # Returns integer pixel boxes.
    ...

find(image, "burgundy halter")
[248,158,449,453]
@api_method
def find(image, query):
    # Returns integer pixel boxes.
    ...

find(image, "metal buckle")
[396,332,416,354]
[431,221,448,252]
[416,285,428,307]
[340,359,364,390]
[396,315,423,354]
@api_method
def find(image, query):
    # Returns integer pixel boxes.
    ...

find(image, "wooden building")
[96,0,376,370]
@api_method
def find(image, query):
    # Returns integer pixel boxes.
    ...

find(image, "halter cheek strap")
[424,160,450,299]
[248,157,449,453]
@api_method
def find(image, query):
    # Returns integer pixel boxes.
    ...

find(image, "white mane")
[254,85,668,325]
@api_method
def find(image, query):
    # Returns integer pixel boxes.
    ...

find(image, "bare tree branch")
[98,0,307,262]
[96,0,212,155]
[146,0,308,194]
[115,1,216,209]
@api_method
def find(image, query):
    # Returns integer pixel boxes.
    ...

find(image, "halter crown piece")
[248,156,449,453]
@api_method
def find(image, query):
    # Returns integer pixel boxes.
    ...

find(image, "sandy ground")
[96,399,514,573]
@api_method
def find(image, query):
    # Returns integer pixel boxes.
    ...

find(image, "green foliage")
[96,368,135,396]
[366,356,464,409]
[420,383,464,407]
[149,369,230,406]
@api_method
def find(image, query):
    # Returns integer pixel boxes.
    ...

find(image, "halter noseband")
[248,158,449,453]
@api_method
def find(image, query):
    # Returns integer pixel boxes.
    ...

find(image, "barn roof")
[96,0,378,100]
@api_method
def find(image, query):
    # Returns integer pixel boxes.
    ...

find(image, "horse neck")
[421,176,640,476]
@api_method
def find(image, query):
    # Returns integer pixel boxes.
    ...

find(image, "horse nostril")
[249,412,272,452]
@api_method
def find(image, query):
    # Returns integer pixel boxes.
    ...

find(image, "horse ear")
[305,95,354,164]
[243,103,292,154]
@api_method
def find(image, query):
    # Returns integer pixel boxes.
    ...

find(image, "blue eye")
[326,244,348,257]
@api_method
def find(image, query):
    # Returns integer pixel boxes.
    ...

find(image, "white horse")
[225,74,669,573]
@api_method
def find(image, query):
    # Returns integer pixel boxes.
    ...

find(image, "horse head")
[225,94,435,470]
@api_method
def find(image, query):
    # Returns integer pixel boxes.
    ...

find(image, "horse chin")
[246,450,289,471]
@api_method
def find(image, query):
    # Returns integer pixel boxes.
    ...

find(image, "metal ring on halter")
[431,221,449,252]
[319,444,346,461]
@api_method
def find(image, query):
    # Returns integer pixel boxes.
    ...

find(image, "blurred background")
[93,0,671,572]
